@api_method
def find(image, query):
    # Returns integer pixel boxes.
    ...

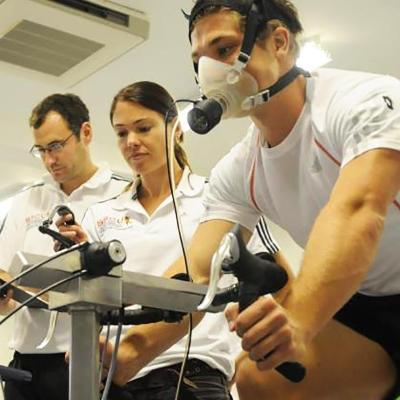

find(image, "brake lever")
[197,231,239,311]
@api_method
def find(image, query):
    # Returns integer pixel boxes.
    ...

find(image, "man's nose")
[42,150,57,165]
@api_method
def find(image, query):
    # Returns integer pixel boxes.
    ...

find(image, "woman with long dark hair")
[58,81,280,400]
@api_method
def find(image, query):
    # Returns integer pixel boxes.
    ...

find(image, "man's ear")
[80,122,93,145]
[272,26,291,56]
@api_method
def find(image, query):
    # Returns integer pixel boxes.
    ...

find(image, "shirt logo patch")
[25,212,49,230]
[96,215,134,236]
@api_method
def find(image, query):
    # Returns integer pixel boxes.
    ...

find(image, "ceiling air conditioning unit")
[0,0,149,86]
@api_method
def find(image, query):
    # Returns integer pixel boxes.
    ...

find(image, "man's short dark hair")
[189,0,303,56]
[29,93,90,138]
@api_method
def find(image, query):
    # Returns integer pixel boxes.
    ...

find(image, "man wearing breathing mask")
[179,0,400,399]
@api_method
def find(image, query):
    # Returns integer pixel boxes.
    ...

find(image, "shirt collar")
[112,167,205,211]
[42,164,113,192]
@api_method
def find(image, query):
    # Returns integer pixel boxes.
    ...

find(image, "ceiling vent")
[0,0,149,86]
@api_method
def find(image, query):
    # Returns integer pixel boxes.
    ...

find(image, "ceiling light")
[297,40,332,72]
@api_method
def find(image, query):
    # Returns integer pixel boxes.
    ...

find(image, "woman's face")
[112,100,170,176]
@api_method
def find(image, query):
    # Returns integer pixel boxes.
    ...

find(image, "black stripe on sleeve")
[255,216,279,254]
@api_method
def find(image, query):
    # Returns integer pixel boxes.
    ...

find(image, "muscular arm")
[285,148,400,342]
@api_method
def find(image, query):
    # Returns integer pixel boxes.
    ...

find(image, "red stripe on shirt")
[314,138,341,166]
[250,158,262,212]
[249,135,262,212]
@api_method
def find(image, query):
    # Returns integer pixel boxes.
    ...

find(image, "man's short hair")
[189,0,303,57]
[29,93,90,138]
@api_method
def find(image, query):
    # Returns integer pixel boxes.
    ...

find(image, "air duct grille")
[0,19,104,76]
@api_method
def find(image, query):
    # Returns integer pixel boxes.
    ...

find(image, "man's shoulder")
[211,125,256,178]
[11,181,52,201]
[311,68,399,104]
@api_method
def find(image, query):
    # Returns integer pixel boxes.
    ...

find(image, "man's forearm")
[283,201,385,343]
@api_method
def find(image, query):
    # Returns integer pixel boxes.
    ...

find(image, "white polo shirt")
[0,165,129,353]
[83,168,278,380]
[202,68,400,296]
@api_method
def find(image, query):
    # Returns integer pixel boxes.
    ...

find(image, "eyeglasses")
[29,133,74,158]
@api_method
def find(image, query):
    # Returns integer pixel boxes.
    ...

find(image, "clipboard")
[0,278,48,309]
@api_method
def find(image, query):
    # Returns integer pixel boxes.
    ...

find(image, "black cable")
[165,99,195,279]
[165,99,196,400]
[0,270,87,327]
[0,243,83,295]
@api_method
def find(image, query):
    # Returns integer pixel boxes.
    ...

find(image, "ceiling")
[0,0,399,199]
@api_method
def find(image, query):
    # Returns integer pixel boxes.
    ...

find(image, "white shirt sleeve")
[327,75,400,167]
[247,216,279,255]
[201,131,262,232]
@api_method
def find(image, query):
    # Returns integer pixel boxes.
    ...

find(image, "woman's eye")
[138,126,151,133]
[116,130,128,138]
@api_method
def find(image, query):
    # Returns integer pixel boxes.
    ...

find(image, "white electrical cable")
[101,318,123,400]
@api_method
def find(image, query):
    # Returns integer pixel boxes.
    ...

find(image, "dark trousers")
[3,352,68,400]
[109,359,232,400]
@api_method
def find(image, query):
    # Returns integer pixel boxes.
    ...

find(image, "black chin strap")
[243,65,310,110]
[267,65,310,98]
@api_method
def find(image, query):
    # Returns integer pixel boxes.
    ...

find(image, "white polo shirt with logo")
[0,165,129,353]
[82,168,279,380]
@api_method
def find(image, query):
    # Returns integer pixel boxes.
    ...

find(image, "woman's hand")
[0,271,16,315]
[54,213,88,250]
[0,287,15,315]
[225,296,307,371]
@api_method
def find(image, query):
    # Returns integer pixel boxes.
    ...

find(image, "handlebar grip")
[238,282,306,383]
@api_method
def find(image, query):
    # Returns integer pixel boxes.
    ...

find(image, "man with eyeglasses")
[0,93,129,400]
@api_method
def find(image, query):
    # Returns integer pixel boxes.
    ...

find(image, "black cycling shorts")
[334,292,400,399]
